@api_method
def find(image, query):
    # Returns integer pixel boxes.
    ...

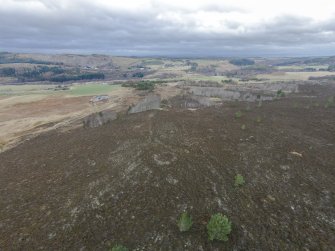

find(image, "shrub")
[177,212,193,232]
[241,124,246,130]
[111,245,128,251]
[256,116,262,123]
[234,174,245,187]
[207,213,232,241]
[136,81,155,91]
[235,111,242,118]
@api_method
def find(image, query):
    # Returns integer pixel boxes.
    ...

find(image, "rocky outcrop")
[83,110,117,128]
[128,95,161,114]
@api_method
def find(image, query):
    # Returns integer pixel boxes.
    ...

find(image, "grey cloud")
[0,0,334,56]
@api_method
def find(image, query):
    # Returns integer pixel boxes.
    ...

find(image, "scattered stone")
[290,151,303,158]
[166,175,178,185]
[280,165,290,171]
[267,195,276,201]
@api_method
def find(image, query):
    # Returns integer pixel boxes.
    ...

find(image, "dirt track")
[0,84,334,250]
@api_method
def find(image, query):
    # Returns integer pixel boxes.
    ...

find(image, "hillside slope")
[0,86,334,250]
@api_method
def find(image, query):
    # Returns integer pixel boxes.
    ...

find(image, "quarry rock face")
[189,87,275,102]
[128,95,161,114]
[83,110,117,128]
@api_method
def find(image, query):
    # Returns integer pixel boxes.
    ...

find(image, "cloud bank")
[1,0,335,56]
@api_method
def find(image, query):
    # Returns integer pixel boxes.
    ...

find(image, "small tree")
[207,213,232,241]
[178,212,193,232]
[234,174,245,187]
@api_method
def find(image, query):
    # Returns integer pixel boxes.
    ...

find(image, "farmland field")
[0,84,57,95]
[257,71,335,81]
[67,83,121,96]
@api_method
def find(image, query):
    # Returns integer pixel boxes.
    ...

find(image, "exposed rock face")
[189,87,274,102]
[83,110,117,128]
[128,95,161,114]
[171,95,217,108]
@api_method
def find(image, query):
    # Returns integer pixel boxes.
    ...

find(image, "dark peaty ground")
[0,84,334,250]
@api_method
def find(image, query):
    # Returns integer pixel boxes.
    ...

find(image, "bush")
[241,124,246,130]
[207,213,232,241]
[178,212,193,232]
[136,81,155,91]
[111,245,128,251]
[234,174,245,187]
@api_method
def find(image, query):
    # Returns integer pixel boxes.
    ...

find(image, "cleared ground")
[0,82,181,150]
[0,84,136,149]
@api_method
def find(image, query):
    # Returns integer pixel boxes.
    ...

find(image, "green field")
[67,83,121,96]
[0,83,122,96]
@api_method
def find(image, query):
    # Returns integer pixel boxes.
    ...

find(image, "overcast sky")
[1,0,335,57]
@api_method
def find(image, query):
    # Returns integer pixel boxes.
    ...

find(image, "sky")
[0,0,335,57]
